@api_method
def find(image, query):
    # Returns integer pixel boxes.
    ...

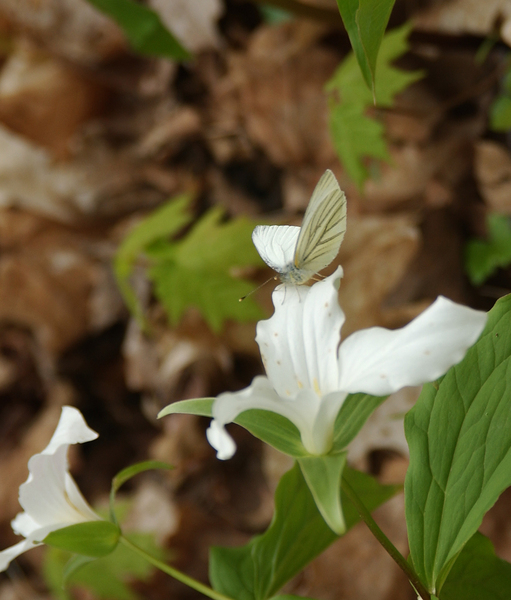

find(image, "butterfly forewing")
[294,169,347,274]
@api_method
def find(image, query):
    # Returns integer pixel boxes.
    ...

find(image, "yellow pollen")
[313,378,321,395]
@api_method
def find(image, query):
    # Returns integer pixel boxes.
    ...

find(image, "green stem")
[120,536,233,600]
[341,478,431,600]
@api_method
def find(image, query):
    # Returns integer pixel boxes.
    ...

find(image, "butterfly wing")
[252,225,301,274]
[294,169,347,274]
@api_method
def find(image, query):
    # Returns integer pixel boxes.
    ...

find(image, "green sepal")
[109,460,172,523]
[158,399,307,457]
[298,453,347,534]
[331,392,387,451]
[43,521,120,558]
[158,398,214,418]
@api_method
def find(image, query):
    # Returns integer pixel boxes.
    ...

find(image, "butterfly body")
[252,170,347,285]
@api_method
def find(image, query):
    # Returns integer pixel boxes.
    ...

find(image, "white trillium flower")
[0,406,101,571]
[206,267,487,459]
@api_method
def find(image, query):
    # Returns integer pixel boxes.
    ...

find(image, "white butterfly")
[252,169,347,285]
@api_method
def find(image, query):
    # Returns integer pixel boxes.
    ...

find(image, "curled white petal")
[338,296,487,395]
[0,406,100,572]
[0,540,34,572]
[206,421,237,460]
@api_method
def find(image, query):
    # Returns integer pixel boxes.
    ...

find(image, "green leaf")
[465,214,511,285]
[405,294,511,594]
[44,521,120,558]
[110,460,173,523]
[86,0,191,60]
[210,463,398,600]
[114,194,194,325]
[114,196,265,332]
[332,392,388,451]
[328,101,388,189]
[44,532,166,600]
[326,23,423,188]
[298,453,347,534]
[441,533,511,600]
[148,207,264,332]
[335,0,396,94]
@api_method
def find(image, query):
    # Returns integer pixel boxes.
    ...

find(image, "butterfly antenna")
[239,276,278,301]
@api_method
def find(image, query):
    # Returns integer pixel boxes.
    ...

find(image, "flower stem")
[341,477,430,600]
[119,536,233,600]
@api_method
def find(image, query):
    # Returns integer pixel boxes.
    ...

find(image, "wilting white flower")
[207,267,487,459]
[0,406,101,571]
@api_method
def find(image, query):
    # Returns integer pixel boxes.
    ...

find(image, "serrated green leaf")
[44,521,120,558]
[148,206,264,332]
[149,262,263,332]
[86,0,191,60]
[332,392,388,451]
[405,294,511,594]
[298,453,347,534]
[210,463,398,600]
[328,101,388,189]
[114,194,193,324]
[115,195,265,332]
[441,533,511,600]
[326,23,423,188]
[465,214,511,285]
[335,0,396,94]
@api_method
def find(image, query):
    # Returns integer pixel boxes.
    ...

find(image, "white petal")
[206,421,237,460]
[252,225,300,273]
[42,405,98,455]
[210,375,331,456]
[18,407,99,530]
[338,296,487,395]
[0,407,99,572]
[257,267,345,398]
[0,540,37,572]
